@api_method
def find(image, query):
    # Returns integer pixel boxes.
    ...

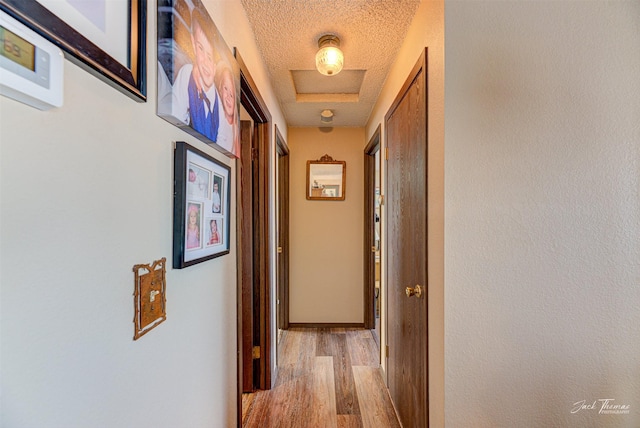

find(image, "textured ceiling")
[240,0,420,127]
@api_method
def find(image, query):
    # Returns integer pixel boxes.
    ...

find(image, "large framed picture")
[157,0,240,158]
[0,0,146,101]
[173,141,230,268]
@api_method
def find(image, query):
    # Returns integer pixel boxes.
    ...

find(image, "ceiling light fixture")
[320,109,334,123]
[315,34,344,76]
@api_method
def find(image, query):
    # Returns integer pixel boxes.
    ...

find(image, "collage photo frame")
[173,141,230,268]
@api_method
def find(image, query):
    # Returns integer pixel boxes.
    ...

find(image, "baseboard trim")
[288,322,365,329]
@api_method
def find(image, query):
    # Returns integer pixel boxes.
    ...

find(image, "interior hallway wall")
[0,1,285,427]
[288,127,365,324]
[445,1,640,426]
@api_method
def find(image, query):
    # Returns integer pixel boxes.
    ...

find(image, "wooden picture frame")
[133,258,167,340]
[0,0,147,102]
[306,154,346,201]
[157,0,241,158]
[173,141,230,268]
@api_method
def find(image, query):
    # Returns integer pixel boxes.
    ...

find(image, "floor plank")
[346,329,380,366]
[331,333,360,415]
[353,366,401,428]
[316,327,332,356]
[337,414,363,428]
[242,393,255,425]
[311,356,338,427]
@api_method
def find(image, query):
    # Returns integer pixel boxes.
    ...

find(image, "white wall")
[0,1,285,427]
[288,127,365,324]
[445,1,640,427]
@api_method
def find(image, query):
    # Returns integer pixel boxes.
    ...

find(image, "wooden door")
[385,49,428,427]
[276,126,290,331]
[240,119,255,393]
[236,51,273,401]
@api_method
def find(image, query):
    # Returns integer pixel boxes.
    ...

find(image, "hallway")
[242,328,400,428]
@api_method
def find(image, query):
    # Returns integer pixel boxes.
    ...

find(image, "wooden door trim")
[275,125,290,330]
[386,49,427,118]
[255,122,271,390]
[384,48,429,427]
[239,120,254,395]
[363,125,381,329]
[236,50,272,426]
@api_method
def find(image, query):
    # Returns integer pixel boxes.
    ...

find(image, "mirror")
[306,154,346,201]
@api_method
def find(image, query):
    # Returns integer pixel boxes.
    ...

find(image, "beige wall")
[366,0,445,426]
[288,127,365,324]
[0,1,285,427]
[445,1,640,427]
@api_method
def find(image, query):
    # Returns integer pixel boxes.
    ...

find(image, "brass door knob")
[405,285,423,298]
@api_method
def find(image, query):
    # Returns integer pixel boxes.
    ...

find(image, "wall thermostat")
[0,9,63,110]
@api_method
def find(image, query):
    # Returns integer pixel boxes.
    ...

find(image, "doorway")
[364,126,382,348]
[385,48,429,427]
[275,126,290,336]
[236,51,273,425]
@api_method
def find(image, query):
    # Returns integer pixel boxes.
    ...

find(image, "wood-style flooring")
[242,328,400,428]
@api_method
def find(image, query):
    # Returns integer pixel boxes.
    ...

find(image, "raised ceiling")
[240,0,421,127]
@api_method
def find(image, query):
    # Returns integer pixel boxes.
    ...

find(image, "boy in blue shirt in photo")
[171,6,220,142]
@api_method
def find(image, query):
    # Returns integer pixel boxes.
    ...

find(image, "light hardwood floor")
[242,328,400,428]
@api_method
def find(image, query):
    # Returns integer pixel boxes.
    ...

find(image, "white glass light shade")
[315,35,344,76]
[316,47,344,76]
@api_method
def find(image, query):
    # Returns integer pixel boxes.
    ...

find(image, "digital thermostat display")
[0,9,63,110]
[1,24,35,71]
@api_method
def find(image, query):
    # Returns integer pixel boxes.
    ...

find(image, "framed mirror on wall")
[306,154,346,201]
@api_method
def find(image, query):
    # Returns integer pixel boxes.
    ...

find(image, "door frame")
[236,51,273,424]
[275,126,290,331]
[239,119,254,395]
[363,125,381,330]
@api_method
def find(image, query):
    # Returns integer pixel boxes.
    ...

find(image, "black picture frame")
[173,141,230,268]
[0,0,147,102]
[157,0,241,158]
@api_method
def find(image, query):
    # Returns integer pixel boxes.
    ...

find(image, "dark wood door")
[237,53,273,425]
[276,126,290,331]
[385,49,428,427]
[240,119,255,393]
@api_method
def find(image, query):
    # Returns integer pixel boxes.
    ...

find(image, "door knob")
[405,285,423,298]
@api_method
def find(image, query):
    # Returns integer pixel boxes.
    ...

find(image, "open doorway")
[275,125,289,339]
[373,149,381,344]
[364,126,382,349]
[236,51,273,426]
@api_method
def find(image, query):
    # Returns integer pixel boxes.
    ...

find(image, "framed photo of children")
[173,141,230,268]
[157,0,240,159]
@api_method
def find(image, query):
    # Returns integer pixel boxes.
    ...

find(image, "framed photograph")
[0,0,147,101]
[174,141,230,268]
[157,0,240,158]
